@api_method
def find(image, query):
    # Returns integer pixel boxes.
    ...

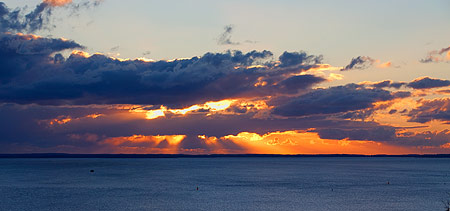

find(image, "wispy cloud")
[217,25,240,45]
[341,56,395,71]
[341,56,376,71]
[420,45,450,63]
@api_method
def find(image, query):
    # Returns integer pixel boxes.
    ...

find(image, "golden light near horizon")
[100,130,421,155]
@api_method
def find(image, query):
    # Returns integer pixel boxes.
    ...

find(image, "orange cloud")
[71,50,90,58]
[15,33,42,40]
[43,0,72,7]
[48,116,72,125]
[40,113,104,126]
[377,61,392,69]
[129,99,237,119]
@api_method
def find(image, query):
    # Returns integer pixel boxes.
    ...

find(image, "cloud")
[0,34,325,106]
[407,98,450,123]
[341,56,394,71]
[217,25,240,45]
[0,1,103,33]
[341,56,376,71]
[0,2,49,32]
[407,77,450,89]
[377,61,392,69]
[1,16,449,154]
[1,100,449,153]
[313,126,450,147]
[0,33,83,82]
[278,51,323,67]
[366,80,406,89]
[110,46,119,51]
[43,0,73,7]
[361,77,450,90]
[313,126,397,143]
[420,46,450,63]
[272,84,402,117]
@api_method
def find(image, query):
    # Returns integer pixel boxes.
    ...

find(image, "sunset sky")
[0,0,449,154]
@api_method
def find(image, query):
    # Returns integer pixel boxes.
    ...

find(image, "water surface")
[1,157,449,210]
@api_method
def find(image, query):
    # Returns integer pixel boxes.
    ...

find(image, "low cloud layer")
[407,77,450,89]
[272,84,405,117]
[408,98,450,123]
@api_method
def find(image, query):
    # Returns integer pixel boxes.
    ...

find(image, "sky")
[0,0,449,154]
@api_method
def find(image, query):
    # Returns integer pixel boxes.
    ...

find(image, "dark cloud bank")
[408,98,450,123]
[0,33,326,106]
[272,84,408,117]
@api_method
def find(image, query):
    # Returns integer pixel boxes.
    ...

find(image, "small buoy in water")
[196,187,199,191]
[90,170,94,173]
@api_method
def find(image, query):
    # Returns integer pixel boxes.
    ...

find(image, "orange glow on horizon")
[99,130,427,155]
[102,135,186,154]
[221,130,418,155]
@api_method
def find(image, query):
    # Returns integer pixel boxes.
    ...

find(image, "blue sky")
[4,0,450,60]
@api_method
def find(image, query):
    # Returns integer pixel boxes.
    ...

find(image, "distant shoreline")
[2,154,450,158]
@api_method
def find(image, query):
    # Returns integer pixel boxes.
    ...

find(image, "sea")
[1,157,450,211]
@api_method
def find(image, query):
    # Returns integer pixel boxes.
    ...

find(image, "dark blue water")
[0,157,450,210]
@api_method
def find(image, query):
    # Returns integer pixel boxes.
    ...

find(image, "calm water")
[1,157,450,211]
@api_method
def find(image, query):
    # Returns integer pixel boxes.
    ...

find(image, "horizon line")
[2,153,450,158]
